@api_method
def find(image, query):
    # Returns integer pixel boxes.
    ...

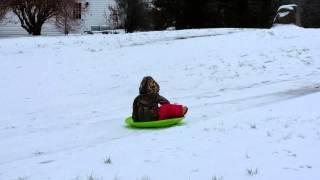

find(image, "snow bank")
[278,4,298,11]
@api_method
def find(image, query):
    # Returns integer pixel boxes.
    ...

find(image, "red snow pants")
[159,104,184,120]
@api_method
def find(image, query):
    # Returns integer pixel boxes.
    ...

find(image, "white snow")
[1,26,320,180]
[278,4,297,11]
[278,11,290,18]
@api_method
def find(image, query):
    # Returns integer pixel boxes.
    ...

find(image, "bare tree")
[0,1,10,22]
[108,0,126,29]
[108,5,124,29]
[11,0,59,35]
[55,1,82,35]
[109,0,153,33]
[0,9,7,22]
[0,0,80,35]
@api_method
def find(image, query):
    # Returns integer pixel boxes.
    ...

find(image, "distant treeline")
[110,0,320,32]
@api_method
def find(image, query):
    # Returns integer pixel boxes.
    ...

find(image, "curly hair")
[139,76,160,95]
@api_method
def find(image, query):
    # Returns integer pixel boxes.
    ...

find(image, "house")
[0,0,114,37]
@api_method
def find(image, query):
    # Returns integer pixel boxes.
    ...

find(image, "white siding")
[82,0,115,31]
[0,0,114,37]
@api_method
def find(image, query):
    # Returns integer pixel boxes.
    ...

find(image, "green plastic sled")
[125,116,184,128]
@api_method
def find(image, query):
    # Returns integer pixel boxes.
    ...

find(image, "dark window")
[73,3,82,19]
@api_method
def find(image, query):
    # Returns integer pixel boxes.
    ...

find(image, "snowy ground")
[0,25,320,180]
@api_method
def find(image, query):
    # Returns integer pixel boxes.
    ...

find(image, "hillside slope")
[0,26,320,180]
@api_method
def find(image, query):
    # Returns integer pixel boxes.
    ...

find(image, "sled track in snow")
[211,85,320,109]
[1,82,319,167]
[122,30,250,48]
[187,82,320,126]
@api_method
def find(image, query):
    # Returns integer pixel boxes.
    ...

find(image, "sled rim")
[125,116,184,128]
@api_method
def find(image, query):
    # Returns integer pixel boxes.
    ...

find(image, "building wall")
[0,0,114,37]
[82,0,115,31]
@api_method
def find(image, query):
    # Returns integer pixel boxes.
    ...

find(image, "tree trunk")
[32,31,41,36]
[31,24,42,35]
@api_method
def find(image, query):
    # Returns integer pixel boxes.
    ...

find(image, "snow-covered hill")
[0,25,320,180]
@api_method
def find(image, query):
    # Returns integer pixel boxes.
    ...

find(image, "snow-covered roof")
[278,4,297,11]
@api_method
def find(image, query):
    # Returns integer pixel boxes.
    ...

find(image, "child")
[132,76,188,122]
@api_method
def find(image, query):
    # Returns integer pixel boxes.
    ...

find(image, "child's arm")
[132,97,139,120]
[159,95,170,105]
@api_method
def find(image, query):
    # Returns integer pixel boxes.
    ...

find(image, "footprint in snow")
[33,151,45,156]
[39,160,55,164]
[299,165,312,169]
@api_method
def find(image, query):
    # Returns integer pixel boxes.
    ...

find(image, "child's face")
[148,80,159,94]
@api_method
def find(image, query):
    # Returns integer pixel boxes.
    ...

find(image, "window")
[73,3,82,19]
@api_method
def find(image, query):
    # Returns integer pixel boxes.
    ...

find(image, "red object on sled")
[159,104,183,120]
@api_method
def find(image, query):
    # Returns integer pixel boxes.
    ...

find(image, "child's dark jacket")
[132,76,169,122]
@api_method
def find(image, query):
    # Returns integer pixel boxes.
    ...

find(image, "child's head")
[139,76,159,95]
